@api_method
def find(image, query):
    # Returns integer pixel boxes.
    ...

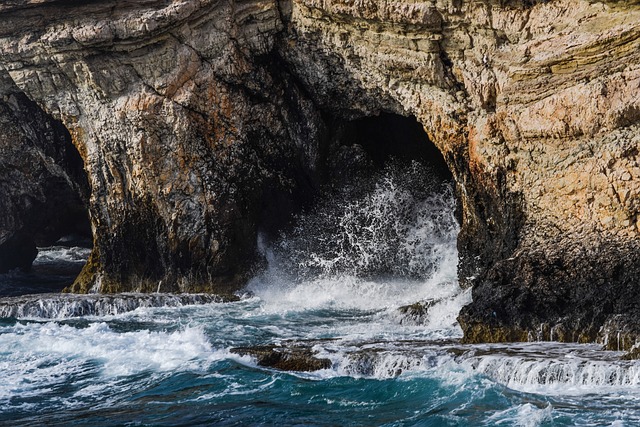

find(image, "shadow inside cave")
[0,91,92,295]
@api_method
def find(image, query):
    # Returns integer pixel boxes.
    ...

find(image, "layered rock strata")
[0,0,326,292]
[0,0,638,346]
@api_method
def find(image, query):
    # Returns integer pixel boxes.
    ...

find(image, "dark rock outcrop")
[232,344,332,371]
[460,239,640,349]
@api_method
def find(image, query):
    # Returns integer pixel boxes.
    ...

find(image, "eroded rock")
[231,344,332,371]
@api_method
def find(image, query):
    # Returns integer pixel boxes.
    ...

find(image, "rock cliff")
[0,0,638,347]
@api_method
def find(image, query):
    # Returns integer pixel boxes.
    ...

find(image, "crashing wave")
[264,160,459,282]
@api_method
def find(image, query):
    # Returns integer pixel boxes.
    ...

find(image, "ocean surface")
[1,162,639,426]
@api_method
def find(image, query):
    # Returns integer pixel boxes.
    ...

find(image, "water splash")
[266,161,458,282]
[249,161,465,325]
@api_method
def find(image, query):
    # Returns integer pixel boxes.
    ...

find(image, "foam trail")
[0,293,228,319]
[486,404,554,427]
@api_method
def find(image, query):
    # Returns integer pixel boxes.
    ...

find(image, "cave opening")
[0,92,92,296]
[331,113,452,181]
[259,112,458,284]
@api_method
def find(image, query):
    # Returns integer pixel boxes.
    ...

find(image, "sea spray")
[249,160,466,330]
[261,160,459,282]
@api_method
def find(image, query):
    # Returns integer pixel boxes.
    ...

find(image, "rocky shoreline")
[0,0,638,347]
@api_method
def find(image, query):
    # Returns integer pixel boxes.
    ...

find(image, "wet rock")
[397,300,436,325]
[598,314,640,353]
[621,347,640,361]
[231,344,332,372]
[459,239,640,348]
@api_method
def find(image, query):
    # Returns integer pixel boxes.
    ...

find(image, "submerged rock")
[621,347,640,361]
[231,344,332,372]
[397,300,436,325]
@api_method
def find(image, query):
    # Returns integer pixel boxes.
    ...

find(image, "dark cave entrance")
[0,93,92,296]
[329,113,452,181]
[259,112,458,282]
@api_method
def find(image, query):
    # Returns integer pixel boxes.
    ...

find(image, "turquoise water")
[1,293,640,426]
[1,162,639,426]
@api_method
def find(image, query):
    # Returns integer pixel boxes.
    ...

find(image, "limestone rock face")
[0,0,326,292]
[276,0,640,344]
[0,0,638,344]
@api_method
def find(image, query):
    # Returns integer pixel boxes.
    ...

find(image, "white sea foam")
[0,293,226,319]
[33,246,91,266]
[193,375,280,401]
[251,275,440,313]
[0,320,233,412]
[0,321,217,404]
[486,403,554,427]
